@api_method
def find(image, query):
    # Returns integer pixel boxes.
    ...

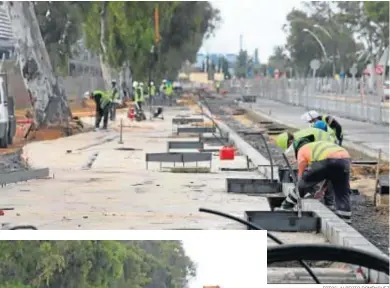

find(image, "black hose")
[268,244,390,275]
[257,133,274,182]
[9,225,38,230]
[198,208,321,284]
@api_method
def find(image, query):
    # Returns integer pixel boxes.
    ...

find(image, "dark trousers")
[297,158,352,223]
[109,103,117,121]
[96,104,109,129]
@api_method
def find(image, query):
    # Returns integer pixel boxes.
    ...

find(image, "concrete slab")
[240,99,389,160]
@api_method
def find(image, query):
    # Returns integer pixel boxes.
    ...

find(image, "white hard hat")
[133,81,138,87]
[83,91,90,99]
[111,79,116,83]
[150,81,154,85]
[301,110,320,123]
[140,82,144,86]
[162,79,167,83]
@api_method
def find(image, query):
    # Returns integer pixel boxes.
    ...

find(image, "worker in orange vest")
[279,138,352,224]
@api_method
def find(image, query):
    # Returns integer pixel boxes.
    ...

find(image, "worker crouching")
[89,90,110,131]
[279,139,352,224]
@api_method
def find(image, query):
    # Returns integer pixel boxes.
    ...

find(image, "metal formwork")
[145,152,212,169]
[0,168,50,186]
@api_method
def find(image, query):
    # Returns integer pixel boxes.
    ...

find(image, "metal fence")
[227,77,389,125]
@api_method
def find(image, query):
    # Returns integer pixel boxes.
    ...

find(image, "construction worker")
[275,127,337,152]
[215,81,221,94]
[90,89,110,130]
[109,80,119,121]
[137,82,145,110]
[301,110,343,146]
[279,138,352,224]
[132,81,138,101]
[148,81,156,106]
[165,80,174,106]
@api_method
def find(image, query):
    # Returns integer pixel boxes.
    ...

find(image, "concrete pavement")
[241,98,389,160]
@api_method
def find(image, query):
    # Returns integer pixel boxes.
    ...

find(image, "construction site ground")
[0,103,326,251]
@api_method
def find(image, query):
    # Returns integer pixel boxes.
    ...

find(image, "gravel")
[205,96,389,256]
[0,150,29,173]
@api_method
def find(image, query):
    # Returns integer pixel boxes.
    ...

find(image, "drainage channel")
[198,93,389,284]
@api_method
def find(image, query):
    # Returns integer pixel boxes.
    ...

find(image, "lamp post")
[302,28,328,61]
[313,24,337,76]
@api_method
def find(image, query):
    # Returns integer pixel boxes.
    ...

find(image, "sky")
[182,232,266,288]
[199,0,303,62]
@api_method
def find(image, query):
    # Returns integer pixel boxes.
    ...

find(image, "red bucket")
[219,146,235,160]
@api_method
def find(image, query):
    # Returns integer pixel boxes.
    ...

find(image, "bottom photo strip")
[0,231,266,288]
[1,230,389,288]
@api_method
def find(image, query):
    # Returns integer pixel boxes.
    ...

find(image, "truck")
[0,73,16,148]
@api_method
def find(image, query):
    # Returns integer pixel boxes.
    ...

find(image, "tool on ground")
[282,153,302,218]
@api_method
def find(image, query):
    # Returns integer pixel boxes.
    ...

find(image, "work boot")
[275,200,295,211]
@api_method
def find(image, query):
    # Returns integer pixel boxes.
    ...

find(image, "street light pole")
[313,24,336,76]
[302,28,328,60]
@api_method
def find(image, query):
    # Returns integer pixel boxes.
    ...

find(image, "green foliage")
[235,50,248,78]
[33,1,220,81]
[0,241,196,288]
[155,1,221,81]
[34,2,84,74]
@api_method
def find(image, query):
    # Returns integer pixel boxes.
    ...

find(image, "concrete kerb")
[239,103,389,162]
[198,103,277,180]
[284,182,389,283]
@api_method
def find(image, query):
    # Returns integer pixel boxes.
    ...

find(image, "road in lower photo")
[0,231,266,288]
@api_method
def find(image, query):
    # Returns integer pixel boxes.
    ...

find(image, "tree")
[33,2,84,74]
[155,1,221,81]
[5,1,71,126]
[235,49,248,78]
[0,240,196,288]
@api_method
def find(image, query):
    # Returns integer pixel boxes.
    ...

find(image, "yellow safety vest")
[307,141,345,164]
[294,127,335,143]
[149,85,156,97]
[100,92,111,109]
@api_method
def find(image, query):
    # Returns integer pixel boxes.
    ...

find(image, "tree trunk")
[99,1,112,90]
[5,1,70,126]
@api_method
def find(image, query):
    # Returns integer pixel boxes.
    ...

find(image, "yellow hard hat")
[275,132,289,151]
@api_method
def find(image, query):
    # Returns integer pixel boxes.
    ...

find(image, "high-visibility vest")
[165,84,173,96]
[149,85,156,96]
[135,87,145,102]
[93,90,105,98]
[276,128,336,151]
[100,92,112,109]
[305,141,346,164]
[109,88,119,100]
[294,127,336,144]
